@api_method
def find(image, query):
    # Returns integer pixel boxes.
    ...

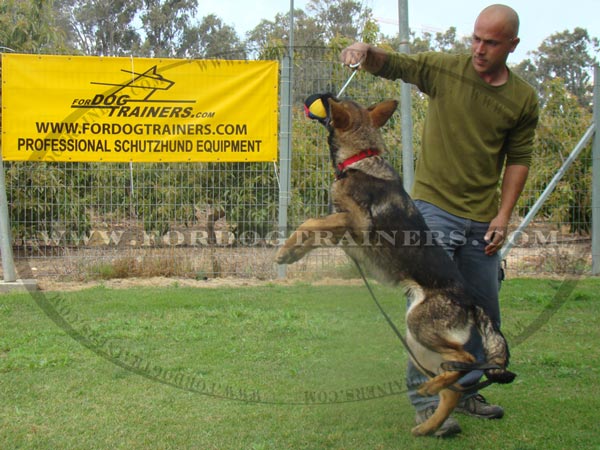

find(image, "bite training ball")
[306,97,327,120]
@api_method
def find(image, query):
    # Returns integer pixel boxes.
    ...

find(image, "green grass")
[1,278,599,449]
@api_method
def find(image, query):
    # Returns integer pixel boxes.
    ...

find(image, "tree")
[246,1,377,59]
[57,0,142,56]
[511,58,539,92]
[139,0,197,58]
[246,8,325,55]
[306,0,373,42]
[0,0,67,53]
[517,28,599,108]
[516,78,593,234]
[431,27,469,53]
[402,27,469,54]
[180,14,245,59]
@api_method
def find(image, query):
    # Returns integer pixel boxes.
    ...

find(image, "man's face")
[471,15,519,78]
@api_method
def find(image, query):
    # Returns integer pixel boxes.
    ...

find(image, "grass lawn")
[1,277,599,449]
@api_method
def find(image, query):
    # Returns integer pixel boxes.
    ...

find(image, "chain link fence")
[1,47,596,282]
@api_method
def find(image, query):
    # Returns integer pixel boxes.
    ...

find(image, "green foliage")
[517,79,593,233]
[306,0,372,42]
[0,0,67,53]
[128,162,278,237]
[407,26,470,54]
[192,14,245,59]
[5,162,91,244]
[138,0,198,58]
[288,108,332,226]
[58,0,142,56]
[208,162,279,239]
[514,28,599,108]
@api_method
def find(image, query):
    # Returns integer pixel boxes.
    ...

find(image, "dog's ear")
[368,100,398,128]
[328,98,351,130]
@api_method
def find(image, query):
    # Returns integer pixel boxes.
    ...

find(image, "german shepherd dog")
[276,96,516,437]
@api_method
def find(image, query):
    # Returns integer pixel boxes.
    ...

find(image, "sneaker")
[455,394,504,419]
[414,405,462,438]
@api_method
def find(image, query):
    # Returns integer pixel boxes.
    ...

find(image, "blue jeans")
[406,200,503,411]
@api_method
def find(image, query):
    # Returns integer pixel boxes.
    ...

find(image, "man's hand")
[484,216,509,256]
[484,164,528,256]
[340,43,388,74]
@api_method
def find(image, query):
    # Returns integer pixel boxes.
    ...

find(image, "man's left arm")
[484,164,529,256]
[485,81,539,256]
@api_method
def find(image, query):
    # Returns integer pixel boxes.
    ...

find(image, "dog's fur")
[276,97,515,437]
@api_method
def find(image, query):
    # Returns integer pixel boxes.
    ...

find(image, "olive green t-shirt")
[377,52,539,222]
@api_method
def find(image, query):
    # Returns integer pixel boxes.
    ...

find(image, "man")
[341,4,538,437]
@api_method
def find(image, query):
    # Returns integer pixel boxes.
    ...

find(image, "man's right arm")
[340,43,389,75]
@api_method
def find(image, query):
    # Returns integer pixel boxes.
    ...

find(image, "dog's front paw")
[275,245,303,265]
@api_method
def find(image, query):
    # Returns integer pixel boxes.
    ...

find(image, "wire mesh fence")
[1,47,596,282]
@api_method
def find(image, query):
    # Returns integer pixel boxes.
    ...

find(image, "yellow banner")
[1,54,279,162]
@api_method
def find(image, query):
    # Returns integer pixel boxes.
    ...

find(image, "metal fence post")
[0,151,17,282]
[398,0,414,192]
[592,64,600,275]
[277,55,292,279]
[277,2,295,279]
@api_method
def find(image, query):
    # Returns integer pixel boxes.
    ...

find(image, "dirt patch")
[35,275,368,293]
[5,217,593,293]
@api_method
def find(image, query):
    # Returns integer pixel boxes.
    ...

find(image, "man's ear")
[509,36,520,53]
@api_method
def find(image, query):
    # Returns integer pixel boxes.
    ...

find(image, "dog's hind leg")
[411,388,462,437]
[416,347,475,396]
[411,347,476,436]
[474,306,517,384]
[416,368,464,397]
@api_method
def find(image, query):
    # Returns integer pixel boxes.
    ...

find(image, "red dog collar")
[336,149,380,179]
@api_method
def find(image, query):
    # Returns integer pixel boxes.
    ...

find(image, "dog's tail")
[474,306,517,384]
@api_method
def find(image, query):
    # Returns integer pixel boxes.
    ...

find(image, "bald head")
[471,4,521,84]
[476,4,520,39]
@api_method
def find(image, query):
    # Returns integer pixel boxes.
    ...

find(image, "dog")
[276,95,516,437]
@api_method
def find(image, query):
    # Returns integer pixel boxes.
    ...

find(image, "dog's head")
[304,94,398,170]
